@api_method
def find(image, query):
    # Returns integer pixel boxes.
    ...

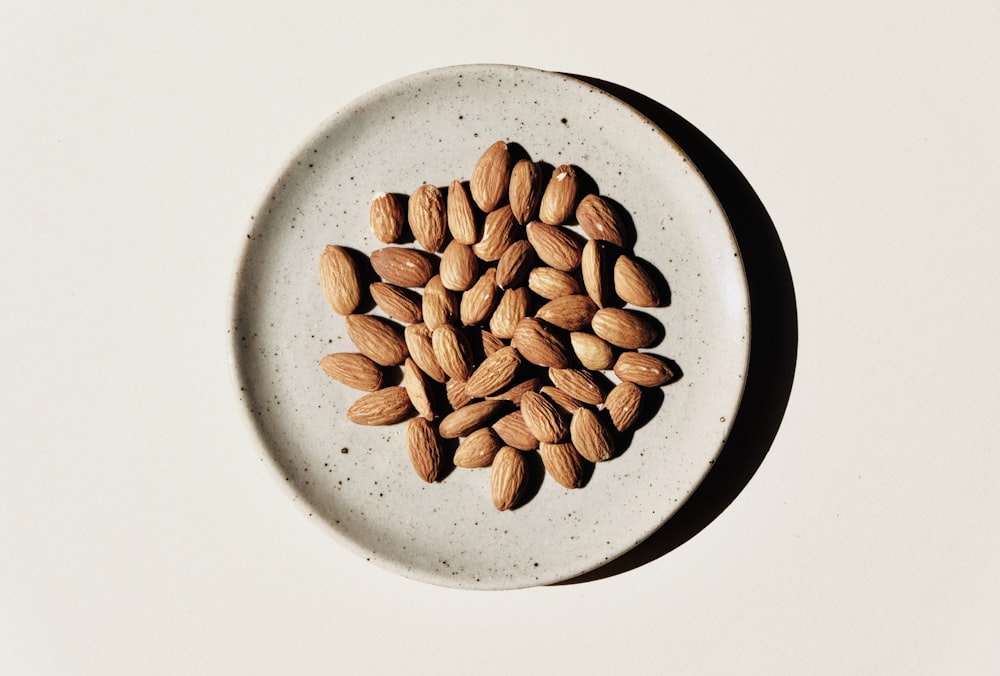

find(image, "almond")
[510,317,572,369]
[370,247,436,288]
[472,205,519,262]
[486,376,544,406]
[569,406,614,462]
[591,308,660,349]
[369,192,406,243]
[453,427,503,468]
[477,328,506,358]
[538,442,584,489]
[447,180,479,245]
[539,164,578,225]
[439,400,509,438]
[495,239,534,289]
[445,377,473,410]
[581,239,613,308]
[408,183,447,252]
[613,255,662,307]
[525,221,584,272]
[603,381,643,432]
[460,267,500,326]
[345,314,408,366]
[464,346,522,398]
[470,140,512,212]
[535,295,597,332]
[319,352,384,392]
[527,266,581,300]
[431,324,475,381]
[548,368,606,405]
[422,275,460,330]
[369,282,422,324]
[508,159,543,224]
[346,386,413,425]
[576,194,628,247]
[492,410,538,450]
[569,332,615,370]
[489,287,531,339]
[613,351,675,387]
[406,417,441,482]
[490,446,526,511]
[403,358,435,420]
[404,323,447,383]
[539,385,585,415]
[520,391,568,443]
[319,245,362,315]
[439,241,479,292]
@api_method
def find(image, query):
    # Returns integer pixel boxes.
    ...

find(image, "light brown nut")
[319,352,384,392]
[548,368,606,406]
[575,194,628,247]
[569,332,615,371]
[447,179,479,245]
[527,266,581,300]
[345,314,408,366]
[408,183,447,252]
[535,295,597,332]
[453,427,504,468]
[495,239,535,289]
[492,410,539,450]
[439,400,509,438]
[525,221,584,272]
[613,255,662,307]
[439,241,479,292]
[569,406,614,463]
[538,164,578,225]
[538,442,585,489]
[403,358,435,420]
[369,282,423,324]
[460,267,500,326]
[509,159,543,225]
[591,308,660,349]
[539,386,585,415]
[445,377,473,410]
[581,239,614,308]
[613,351,675,387]
[464,346,522,398]
[477,329,506,358]
[431,324,475,381]
[406,417,442,482]
[404,323,447,383]
[486,377,545,406]
[422,275,460,330]
[603,381,643,432]
[490,287,531,340]
[470,140,513,212]
[346,387,413,426]
[520,391,568,444]
[472,205,519,262]
[490,446,526,511]
[370,247,436,288]
[510,318,572,369]
[369,192,406,243]
[319,245,362,315]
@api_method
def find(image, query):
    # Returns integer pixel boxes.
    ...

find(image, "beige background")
[2,1,998,673]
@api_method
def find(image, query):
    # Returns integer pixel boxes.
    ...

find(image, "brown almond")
[404,323,447,383]
[539,164,579,225]
[464,346,522,398]
[445,377,473,410]
[319,352,384,392]
[345,314,408,366]
[613,351,675,387]
[569,406,614,463]
[460,267,500,325]
[569,332,615,371]
[369,282,422,324]
[528,266,581,300]
[447,180,479,245]
[604,381,643,432]
[525,221,584,272]
[510,317,572,369]
[489,287,531,339]
[431,324,475,381]
[539,386,585,415]
[408,183,447,252]
[492,410,539,450]
[613,255,661,307]
[486,377,544,406]
[319,245,362,315]
[591,308,660,349]
[470,140,513,212]
[439,400,509,438]
[439,241,479,292]
[370,247,436,288]
[406,417,442,482]
[490,446,526,511]
[422,275,460,330]
[346,387,413,426]
[520,391,568,443]
[535,295,597,332]
[576,194,628,247]
[472,205,519,261]
[369,192,406,243]
[477,329,506,358]
[538,442,584,489]
[403,358,435,420]
[495,239,534,289]
[453,428,503,468]
[581,239,613,308]
[548,368,606,405]
[509,159,544,224]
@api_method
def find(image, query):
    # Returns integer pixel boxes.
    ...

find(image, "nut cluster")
[319,140,675,511]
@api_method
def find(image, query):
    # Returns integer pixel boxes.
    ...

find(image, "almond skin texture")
[613,351,675,387]
[477,329,506,358]
[495,239,534,289]
[540,386,585,415]
[538,442,585,489]
[406,417,441,482]
[539,164,578,225]
[492,410,539,450]
[486,376,545,406]
[453,428,504,468]
[614,255,661,307]
[464,346,522,398]
[570,406,614,463]
[431,324,475,381]
[439,400,509,439]
[520,391,568,443]
[604,381,643,432]
[472,205,519,262]
[403,358,435,420]
[439,241,479,292]
[347,387,413,426]
[370,247,436,288]
[535,295,597,332]
[445,377,473,410]
[460,267,501,326]
[510,318,572,369]
[576,194,628,247]
[509,159,543,225]
[319,353,384,391]
[470,140,513,212]
[591,308,660,349]
[490,446,526,511]
[319,245,362,315]
[581,239,613,308]
[422,275,460,330]
[404,323,447,383]
[408,183,447,252]
[549,368,606,406]
[528,266,581,300]
[369,192,406,243]
[490,287,531,340]
[525,221,584,272]
[447,180,479,245]
[345,314,408,366]
[369,282,422,324]
[569,332,615,371]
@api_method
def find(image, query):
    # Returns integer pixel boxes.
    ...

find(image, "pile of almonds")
[319,141,675,511]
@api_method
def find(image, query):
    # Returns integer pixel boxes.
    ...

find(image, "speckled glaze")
[230,64,749,589]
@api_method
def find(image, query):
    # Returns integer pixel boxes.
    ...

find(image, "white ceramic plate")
[231,64,749,589]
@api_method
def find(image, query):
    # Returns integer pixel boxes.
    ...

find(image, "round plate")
[230,64,749,589]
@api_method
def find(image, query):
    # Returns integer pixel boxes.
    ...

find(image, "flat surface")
[2,1,999,673]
